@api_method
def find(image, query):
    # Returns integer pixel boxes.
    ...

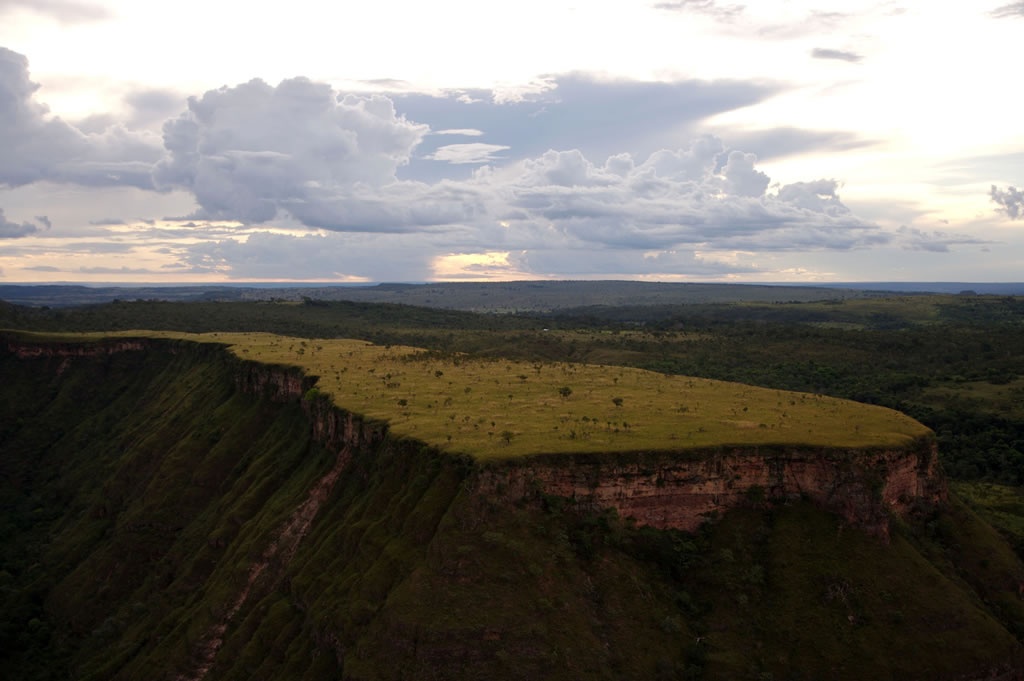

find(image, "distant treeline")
[2,293,1023,483]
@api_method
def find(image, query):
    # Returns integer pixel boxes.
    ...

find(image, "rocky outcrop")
[4,337,152,358]
[478,437,945,540]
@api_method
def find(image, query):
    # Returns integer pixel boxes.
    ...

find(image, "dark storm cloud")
[0,47,161,189]
[811,48,864,63]
[0,0,111,23]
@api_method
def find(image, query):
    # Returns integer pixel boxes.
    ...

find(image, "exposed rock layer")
[477,439,944,540]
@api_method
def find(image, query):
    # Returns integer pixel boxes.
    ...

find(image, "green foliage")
[2,336,1024,680]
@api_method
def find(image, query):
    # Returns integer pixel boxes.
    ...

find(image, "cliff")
[479,438,945,540]
[2,332,1022,681]
[3,333,945,540]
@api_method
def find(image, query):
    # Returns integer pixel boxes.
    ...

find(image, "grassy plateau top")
[20,330,932,459]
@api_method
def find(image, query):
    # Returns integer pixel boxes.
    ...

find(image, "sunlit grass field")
[23,330,932,459]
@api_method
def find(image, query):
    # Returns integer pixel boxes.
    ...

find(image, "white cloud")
[434,128,484,136]
[0,0,111,24]
[652,0,745,20]
[426,143,510,164]
[153,77,429,225]
[481,138,881,254]
[0,47,161,189]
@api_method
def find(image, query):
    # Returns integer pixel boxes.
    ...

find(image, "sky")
[0,0,1022,284]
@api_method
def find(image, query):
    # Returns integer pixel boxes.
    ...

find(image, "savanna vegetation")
[2,286,1024,679]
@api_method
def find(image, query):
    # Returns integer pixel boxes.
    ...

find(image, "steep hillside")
[2,335,1023,680]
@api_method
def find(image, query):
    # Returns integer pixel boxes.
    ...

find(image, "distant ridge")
[809,282,1024,295]
[1,280,1022,311]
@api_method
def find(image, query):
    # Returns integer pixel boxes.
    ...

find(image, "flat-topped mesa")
[476,437,945,541]
[5,332,945,539]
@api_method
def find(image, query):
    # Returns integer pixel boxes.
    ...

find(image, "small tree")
[501,430,515,444]
[558,386,573,399]
[612,396,624,408]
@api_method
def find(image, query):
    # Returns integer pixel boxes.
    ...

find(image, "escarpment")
[478,438,945,540]
[5,332,1023,681]
[3,332,946,538]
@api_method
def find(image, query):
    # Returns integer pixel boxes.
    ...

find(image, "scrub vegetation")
[12,329,929,459]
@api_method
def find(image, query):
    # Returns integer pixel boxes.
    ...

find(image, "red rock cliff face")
[477,438,945,540]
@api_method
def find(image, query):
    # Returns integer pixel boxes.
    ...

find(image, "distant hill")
[0,280,905,310]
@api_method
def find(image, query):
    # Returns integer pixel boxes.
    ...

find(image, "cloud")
[896,226,992,252]
[0,0,111,23]
[717,127,876,160]
[124,88,186,129]
[434,128,484,136]
[181,231,434,281]
[395,73,782,178]
[991,2,1024,18]
[652,0,745,19]
[426,143,511,164]
[811,48,864,63]
[153,77,429,225]
[149,74,886,258]
[0,47,161,189]
[0,207,45,238]
[991,185,1024,219]
[472,139,885,256]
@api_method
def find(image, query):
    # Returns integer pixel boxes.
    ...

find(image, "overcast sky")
[0,0,1022,283]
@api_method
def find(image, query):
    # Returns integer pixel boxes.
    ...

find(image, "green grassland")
[19,330,930,459]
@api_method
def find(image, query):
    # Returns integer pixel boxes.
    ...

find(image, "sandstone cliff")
[4,333,945,540]
[476,438,944,540]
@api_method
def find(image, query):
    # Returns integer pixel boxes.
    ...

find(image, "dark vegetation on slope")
[2,337,1024,680]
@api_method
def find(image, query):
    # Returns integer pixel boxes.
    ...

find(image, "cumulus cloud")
[0,0,111,23]
[991,185,1024,219]
[811,48,864,63]
[0,47,161,189]
[0,207,46,238]
[153,77,430,225]
[474,138,880,256]
[991,2,1024,18]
